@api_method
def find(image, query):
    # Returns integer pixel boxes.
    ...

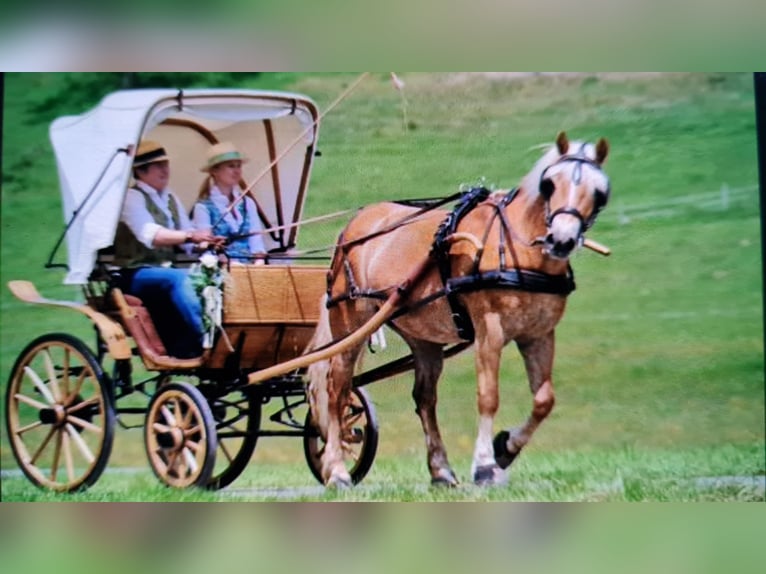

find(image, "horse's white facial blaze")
[542,148,609,259]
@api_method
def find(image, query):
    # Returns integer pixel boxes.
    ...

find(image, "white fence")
[607,184,759,224]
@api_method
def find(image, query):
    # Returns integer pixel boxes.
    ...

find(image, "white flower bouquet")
[189,251,227,348]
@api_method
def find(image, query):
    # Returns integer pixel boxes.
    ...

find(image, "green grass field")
[1,72,763,501]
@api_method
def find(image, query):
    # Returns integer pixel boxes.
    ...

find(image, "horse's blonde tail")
[307,294,333,437]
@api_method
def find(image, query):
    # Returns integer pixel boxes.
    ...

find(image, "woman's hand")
[187,230,226,251]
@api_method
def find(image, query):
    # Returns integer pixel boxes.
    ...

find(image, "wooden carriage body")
[6,87,382,493]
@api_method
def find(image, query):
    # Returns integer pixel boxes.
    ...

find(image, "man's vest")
[113,187,183,267]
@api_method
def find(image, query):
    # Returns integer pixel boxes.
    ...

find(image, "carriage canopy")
[50,88,320,284]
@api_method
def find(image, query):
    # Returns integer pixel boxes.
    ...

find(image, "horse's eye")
[539,178,555,200]
[594,188,609,209]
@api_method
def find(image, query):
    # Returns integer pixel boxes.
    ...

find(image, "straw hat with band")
[201,141,249,172]
[133,140,170,168]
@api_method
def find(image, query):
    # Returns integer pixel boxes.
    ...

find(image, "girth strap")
[447,268,575,296]
[432,187,492,341]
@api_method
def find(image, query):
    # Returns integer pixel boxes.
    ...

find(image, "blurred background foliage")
[27,72,263,117]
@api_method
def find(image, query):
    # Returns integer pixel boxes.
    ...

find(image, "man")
[114,140,223,358]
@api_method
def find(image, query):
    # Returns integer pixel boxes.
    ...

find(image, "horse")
[307,131,611,488]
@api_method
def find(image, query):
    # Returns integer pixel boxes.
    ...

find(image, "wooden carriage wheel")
[204,389,261,490]
[144,382,216,489]
[5,334,115,492]
[303,387,379,485]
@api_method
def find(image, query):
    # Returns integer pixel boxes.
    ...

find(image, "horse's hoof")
[493,431,519,470]
[431,469,459,488]
[325,474,353,490]
[473,464,508,487]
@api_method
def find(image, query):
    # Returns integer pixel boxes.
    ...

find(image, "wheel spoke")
[165,449,179,477]
[67,396,100,415]
[152,422,172,433]
[161,405,175,427]
[172,398,183,427]
[23,366,56,404]
[344,413,363,430]
[183,447,198,474]
[341,442,360,462]
[155,449,171,476]
[30,426,57,465]
[181,404,194,428]
[344,406,364,426]
[67,414,102,434]
[14,392,49,411]
[51,430,63,482]
[62,430,75,482]
[172,448,186,477]
[42,350,62,402]
[17,420,44,435]
[64,370,87,406]
[185,439,200,453]
[66,423,95,463]
[219,441,234,464]
[62,348,71,399]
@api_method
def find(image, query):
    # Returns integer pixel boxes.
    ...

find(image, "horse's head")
[536,132,611,260]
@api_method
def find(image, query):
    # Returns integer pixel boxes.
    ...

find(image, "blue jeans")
[128,267,203,358]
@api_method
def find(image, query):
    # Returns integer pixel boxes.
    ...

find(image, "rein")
[326,186,576,343]
[337,192,464,252]
[325,191,465,306]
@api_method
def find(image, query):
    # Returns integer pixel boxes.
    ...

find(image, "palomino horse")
[308,132,611,487]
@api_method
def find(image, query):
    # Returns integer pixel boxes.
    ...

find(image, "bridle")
[538,143,611,238]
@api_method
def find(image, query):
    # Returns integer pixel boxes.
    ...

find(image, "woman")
[192,141,267,263]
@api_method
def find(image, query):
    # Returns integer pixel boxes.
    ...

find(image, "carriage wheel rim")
[5,336,113,492]
[205,390,261,491]
[145,383,216,489]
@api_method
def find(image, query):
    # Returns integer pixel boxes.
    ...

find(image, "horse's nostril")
[551,237,575,254]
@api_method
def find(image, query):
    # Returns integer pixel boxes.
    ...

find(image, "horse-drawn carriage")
[5,87,382,492]
[6,84,613,494]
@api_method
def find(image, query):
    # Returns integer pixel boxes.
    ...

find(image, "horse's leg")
[493,332,556,470]
[321,347,363,488]
[471,313,508,486]
[406,338,459,486]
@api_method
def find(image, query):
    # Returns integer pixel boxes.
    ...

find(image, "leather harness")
[326,187,576,343]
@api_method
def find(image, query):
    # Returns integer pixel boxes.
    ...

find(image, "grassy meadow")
[0,72,764,501]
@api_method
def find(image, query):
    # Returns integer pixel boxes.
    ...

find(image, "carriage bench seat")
[111,289,204,370]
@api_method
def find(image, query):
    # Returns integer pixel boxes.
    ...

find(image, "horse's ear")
[595,138,609,164]
[556,131,569,154]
